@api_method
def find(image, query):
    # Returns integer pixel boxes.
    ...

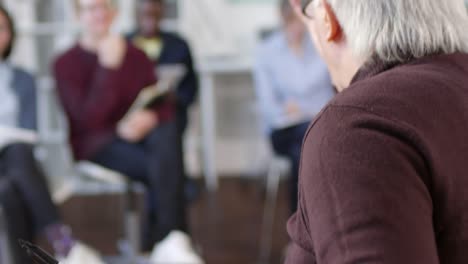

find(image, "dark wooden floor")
[37,177,290,264]
[189,178,290,264]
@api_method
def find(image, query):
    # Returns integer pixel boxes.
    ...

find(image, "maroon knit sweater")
[54,43,174,160]
[286,53,468,263]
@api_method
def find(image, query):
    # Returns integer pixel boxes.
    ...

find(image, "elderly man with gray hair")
[285,0,468,263]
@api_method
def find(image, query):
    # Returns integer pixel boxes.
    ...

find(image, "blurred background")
[0,0,292,263]
[2,0,279,182]
[1,1,467,264]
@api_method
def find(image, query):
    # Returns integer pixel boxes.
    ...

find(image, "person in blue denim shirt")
[254,0,335,213]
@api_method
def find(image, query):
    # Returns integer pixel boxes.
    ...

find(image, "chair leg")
[119,184,140,264]
[258,161,281,263]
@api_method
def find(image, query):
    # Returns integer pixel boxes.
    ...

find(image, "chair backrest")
[36,76,77,195]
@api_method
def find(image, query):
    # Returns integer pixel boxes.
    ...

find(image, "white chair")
[258,154,290,263]
[250,102,291,263]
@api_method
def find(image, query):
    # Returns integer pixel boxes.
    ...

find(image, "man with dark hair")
[131,0,198,135]
[54,0,203,262]
[129,1,199,210]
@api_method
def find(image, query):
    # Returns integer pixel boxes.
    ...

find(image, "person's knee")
[3,143,35,165]
[6,143,34,154]
[145,120,179,149]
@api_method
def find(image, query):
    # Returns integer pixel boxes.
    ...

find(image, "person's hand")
[117,110,158,143]
[98,34,127,69]
[285,101,301,117]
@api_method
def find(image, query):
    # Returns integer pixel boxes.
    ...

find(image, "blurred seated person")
[130,0,198,134]
[0,6,103,263]
[129,0,199,202]
[253,0,335,214]
[53,0,202,263]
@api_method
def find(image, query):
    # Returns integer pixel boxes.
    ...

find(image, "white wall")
[179,0,279,59]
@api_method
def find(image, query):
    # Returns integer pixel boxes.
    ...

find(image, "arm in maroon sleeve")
[53,60,125,131]
[286,105,439,264]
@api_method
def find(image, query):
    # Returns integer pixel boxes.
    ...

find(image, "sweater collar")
[350,56,401,85]
[349,52,467,85]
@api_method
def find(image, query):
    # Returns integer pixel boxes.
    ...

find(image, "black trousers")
[0,143,59,237]
[0,177,31,264]
[91,120,187,248]
[270,122,310,214]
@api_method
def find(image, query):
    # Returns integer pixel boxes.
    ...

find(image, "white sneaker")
[59,242,104,264]
[150,231,204,264]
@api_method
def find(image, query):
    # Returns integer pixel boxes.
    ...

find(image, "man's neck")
[335,54,364,92]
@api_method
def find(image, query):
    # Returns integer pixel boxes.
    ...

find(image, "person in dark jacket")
[129,0,200,229]
[285,0,468,263]
[130,0,198,134]
[0,5,103,263]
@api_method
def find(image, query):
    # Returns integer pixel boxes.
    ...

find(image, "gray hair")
[326,0,468,63]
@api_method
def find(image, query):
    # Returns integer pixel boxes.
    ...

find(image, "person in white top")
[0,5,103,264]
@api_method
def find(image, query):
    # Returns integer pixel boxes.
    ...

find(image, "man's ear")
[289,0,308,23]
[323,1,342,42]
